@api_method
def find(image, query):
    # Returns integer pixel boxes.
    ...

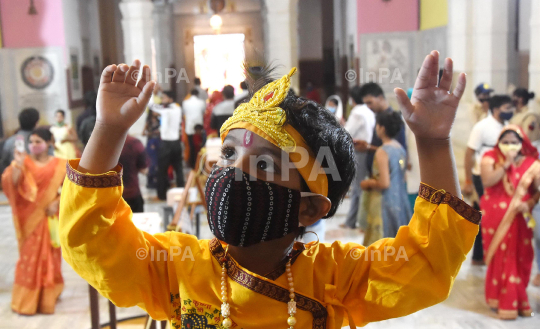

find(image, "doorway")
[193,33,246,95]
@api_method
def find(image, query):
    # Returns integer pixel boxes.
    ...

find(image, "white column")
[119,0,154,137]
[472,0,517,93]
[119,0,154,66]
[529,0,540,112]
[153,1,174,91]
[447,0,474,102]
[263,0,299,91]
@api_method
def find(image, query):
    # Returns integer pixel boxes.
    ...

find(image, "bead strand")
[221,259,232,328]
[286,258,297,328]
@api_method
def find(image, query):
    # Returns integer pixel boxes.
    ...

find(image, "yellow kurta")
[59,160,480,328]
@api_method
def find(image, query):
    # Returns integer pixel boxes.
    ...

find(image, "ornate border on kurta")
[66,161,123,188]
[418,183,482,225]
[209,238,328,329]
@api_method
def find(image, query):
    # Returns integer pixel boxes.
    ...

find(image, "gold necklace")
[220,248,297,328]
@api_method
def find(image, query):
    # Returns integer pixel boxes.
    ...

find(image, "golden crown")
[220,68,297,149]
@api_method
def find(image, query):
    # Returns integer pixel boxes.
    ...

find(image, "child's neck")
[227,234,296,277]
[381,135,393,144]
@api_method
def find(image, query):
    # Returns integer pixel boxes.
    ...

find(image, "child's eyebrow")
[223,134,240,144]
[255,146,282,159]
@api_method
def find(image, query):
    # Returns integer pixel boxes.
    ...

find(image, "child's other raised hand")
[96,60,155,131]
[395,51,466,140]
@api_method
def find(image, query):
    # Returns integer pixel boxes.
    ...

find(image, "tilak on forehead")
[220,68,329,197]
[243,131,253,147]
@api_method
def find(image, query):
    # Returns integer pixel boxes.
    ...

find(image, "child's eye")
[220,146,236,164]
[257,158,277,173]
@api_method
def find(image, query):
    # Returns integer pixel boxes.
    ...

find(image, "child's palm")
[96,61,155,130]
[395,51,466,140]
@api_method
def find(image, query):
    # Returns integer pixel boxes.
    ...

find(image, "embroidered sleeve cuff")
[419,183,481,225]
[66,159,123,188]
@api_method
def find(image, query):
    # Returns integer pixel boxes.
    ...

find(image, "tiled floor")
[1,186,539,329]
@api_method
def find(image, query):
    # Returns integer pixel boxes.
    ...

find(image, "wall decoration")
[361,33,415,93]
[20,56,55,90]
[68,47,83,105]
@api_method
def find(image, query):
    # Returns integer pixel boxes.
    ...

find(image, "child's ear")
[298,195,332,227]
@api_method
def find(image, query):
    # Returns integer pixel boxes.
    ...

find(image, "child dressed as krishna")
[59,51,479,329]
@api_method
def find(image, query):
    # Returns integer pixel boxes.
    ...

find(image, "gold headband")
[220,68,329,197]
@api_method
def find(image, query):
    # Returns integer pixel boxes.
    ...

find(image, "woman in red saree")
[480,125,540,320]
[1,127,66,315]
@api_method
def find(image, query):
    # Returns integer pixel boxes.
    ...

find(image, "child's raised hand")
[395,51,466,140]
[96,60,155,131]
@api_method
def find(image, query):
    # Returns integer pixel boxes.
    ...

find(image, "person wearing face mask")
[58,53,480,328]
[472,83,494,122]
[479,126,540,319]
[1,127,66,315]
[464,95,515,265]
[324,95,344,124]
[510,88,536,126]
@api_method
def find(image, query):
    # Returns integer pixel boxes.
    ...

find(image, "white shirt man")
[467,115,505,176]
[182,92,206,135]
[149,97,182,141]
[341,98,376,229]
[345,104,376,143]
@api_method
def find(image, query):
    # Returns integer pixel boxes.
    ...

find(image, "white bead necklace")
[220,249,297,328]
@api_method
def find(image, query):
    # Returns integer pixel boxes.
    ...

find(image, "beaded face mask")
[205,166,302,247]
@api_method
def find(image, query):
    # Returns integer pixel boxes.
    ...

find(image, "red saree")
[480,127,538,318]
[1,156,66,315]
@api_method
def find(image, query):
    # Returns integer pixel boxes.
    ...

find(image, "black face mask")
[205,166,302,247]
[499,111,514,121]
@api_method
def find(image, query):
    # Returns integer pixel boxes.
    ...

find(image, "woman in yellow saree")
[2,127,66,315]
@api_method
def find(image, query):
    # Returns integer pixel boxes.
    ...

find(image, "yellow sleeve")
[59,159,175,321]
[336,183,480,326]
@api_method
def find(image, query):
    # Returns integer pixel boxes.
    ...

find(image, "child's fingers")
[137,81,156,106]
[414,53,436,90]
[452,73,467,100]
[438,58,453,91]
[395,88,414,118]
[125,60,141,85]
[112,64,129,83]
[100,65,117,84]
[428,50,440,88]
[136,65,152,90]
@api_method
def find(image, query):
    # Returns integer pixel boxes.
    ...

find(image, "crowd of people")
[0,55,538,324]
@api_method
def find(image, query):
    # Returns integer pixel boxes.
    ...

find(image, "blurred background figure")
[325,95,344,124]
[234,80,250,107]
[464,95,515,265]
[183,89,207,168]
[360,111,411,246]
[305,81,321,103]
[149,90,185,200]
[50,110,78,160]
[1,127,66,315]
[193,77,209,102]
[341,86,375,230]
[0,108,40,174]
[473,83,494,122]
[119,135,149,213]
[511,88,536,125]
[204,90,224,138]
[479,126,538,320]
[211,85,235,136]
[76,91,98,134]
[142,110,161,189]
